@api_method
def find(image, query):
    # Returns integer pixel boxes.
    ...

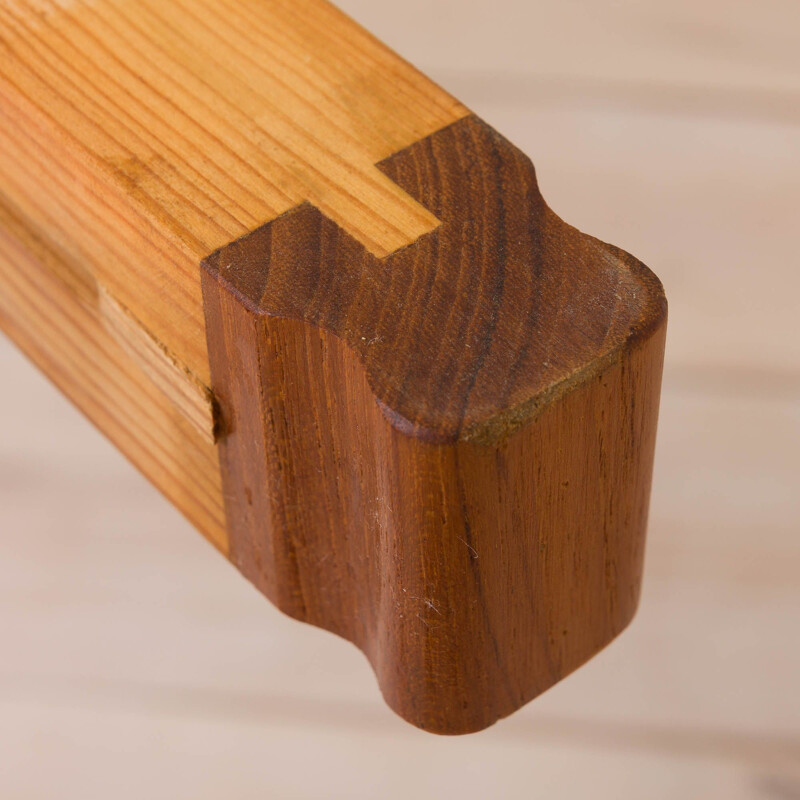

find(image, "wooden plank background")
[0,0,798,796]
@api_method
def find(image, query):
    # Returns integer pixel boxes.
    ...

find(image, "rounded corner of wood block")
[199,113,667,734]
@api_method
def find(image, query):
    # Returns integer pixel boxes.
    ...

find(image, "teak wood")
[0,0,667,733]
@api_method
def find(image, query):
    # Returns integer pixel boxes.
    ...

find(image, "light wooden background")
[1,1,798,797]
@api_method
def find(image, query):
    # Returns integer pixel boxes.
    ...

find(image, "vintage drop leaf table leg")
[0,0,666,734]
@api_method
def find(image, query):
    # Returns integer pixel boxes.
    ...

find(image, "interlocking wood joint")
[0,0,666,735]
[202,114,667,733]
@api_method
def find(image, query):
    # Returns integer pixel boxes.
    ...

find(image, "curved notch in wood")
[201,114,667,734]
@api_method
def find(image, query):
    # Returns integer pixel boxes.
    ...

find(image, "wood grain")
[202,115,666,733]
[0,0,466,385]
[0,198,227,554]
[0,0,666,733]
[98,287,218,444]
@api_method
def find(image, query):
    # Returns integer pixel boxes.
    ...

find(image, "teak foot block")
[202,116,667,734]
